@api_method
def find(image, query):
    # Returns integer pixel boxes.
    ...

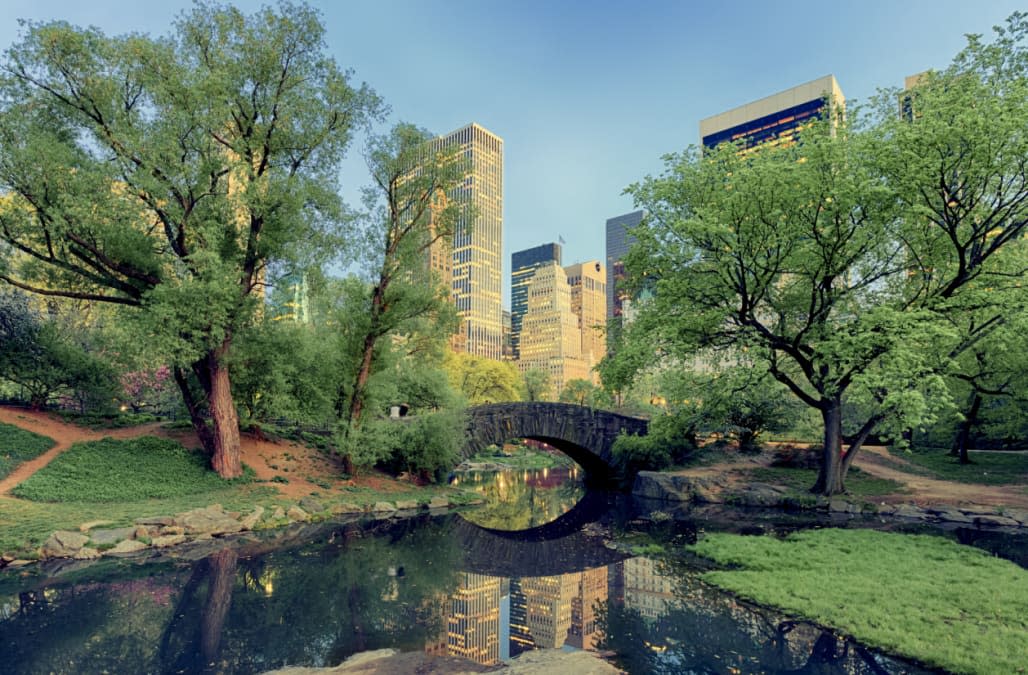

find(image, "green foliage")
[613,411,698,472]
[13,437,254,502]
[445,352,522,404]
[388,409,466,481]
[520,367,551,402]
[558,378,612,408]
[691,529,1028,674]
[0,420,55,479]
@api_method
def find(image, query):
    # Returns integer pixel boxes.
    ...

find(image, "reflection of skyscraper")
[435,123,504,360]
[623,557,676,620]
[511,243,561,359]
[509,577,533,656]
[447,573,501,665]
[567,565,608,650]
[522,573,578,649]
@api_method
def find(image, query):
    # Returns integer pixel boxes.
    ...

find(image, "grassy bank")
[0,421,56,480]
[691,529,1028,674]
[887,447,1027,485]
[745,465,906,497]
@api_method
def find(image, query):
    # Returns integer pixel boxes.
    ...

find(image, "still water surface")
[2,467,1023,674]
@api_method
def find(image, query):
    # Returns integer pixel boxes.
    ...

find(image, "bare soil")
[0,405,409,500]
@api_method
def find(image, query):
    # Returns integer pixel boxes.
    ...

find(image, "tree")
[345,124,467,430]
[0,4,381,476]
[444,352,521,405]
[621,15,1028,495]
[521,368,551,402]
[558,378,611,408]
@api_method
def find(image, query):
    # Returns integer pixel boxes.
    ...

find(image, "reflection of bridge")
[464,403,649,484]
[450,492,630,577]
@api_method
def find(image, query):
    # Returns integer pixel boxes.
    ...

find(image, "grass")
[888,447,1027,485]
[54,410,162,429]
[745,465,906,497]
[0,421,56,480]
[12,436,254,503]
[464,447,575,470]
[691,529,1028,675]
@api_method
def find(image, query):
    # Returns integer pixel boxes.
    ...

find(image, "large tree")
[621,15,1028,495]
[0,3,381,476]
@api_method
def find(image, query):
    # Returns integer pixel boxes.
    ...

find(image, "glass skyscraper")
[605,210,643,323]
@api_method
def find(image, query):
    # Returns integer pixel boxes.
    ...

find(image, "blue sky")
[1,0,1024,307]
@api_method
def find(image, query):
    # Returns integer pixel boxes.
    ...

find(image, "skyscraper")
[435,123,504,360]
[699,74,845,153]
[511,242,562,359]
[605,210,643,324]
[564,260,606,377]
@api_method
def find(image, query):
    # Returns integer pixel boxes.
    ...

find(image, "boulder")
[88,527,137,547]
[41,531,90,559]
[372,502,397,513]
[332,502,362,515]
[892,504,928,520]
[300,496,326,513]
[152,534,187,548]
[240,506,265,530]
[271,506,286,521]
[632,472,727,503]
[287,505,310,522]
[1002,509,1028,525]
[73,546,102,560]
[428,497,449,509]
[933,509,975,524]
[78,520,114,532]
[174,506,244,536]
[974,514,1021,528]
[135,515,175,526]
[395,500,419,511]
[107,540,149,555]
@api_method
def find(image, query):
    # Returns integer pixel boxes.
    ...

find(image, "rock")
[88,527,137,547]
[427,497,449,509]
[892,503,928,520]
[372,502,397,513]
[240,506,265,530]
[73,546,101,560]
[152,534,187,548]
[78,520,114,532]
[300,496,326,513]
[174,506,244,536]
[160,525,186,536]
[6,559,33,568]
[287,505,310,522]
[933,508,975,524]
[107,540,149,555]
[41,531,90,559]
[1002,509,1028,525]
[332,502,362,514]
[876,503,897,515]
[974,514,1021,528]
[135,515,175,526]
[829,499,854,513]
[632,472,727,503]
[134,526,156,539]
[271,506,286,520]
[395,500,419,511]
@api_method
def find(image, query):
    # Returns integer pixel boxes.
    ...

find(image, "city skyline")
[1,1,1023,308]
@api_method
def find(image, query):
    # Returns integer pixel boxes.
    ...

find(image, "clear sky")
[1,0,1024,308]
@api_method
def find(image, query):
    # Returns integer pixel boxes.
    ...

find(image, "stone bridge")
[464,402,649,484]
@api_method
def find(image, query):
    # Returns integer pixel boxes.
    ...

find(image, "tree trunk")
[172,339,241,479]
[200,548,238,663]
[813,397,845,496]
[348,281,386,427]
[952,392,981,465]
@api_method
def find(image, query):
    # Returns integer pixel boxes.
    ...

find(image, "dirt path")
[0,405,401,500]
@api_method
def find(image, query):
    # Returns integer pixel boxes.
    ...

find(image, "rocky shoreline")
[632,471,1028,529]
[0,494,478,569]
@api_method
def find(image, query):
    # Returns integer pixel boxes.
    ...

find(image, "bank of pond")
[2,470,1026,675]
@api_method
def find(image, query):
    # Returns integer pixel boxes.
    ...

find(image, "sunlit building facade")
[700,74,845,153]
[511,242,562,360]
[434,123,504,360]
[447,572,502,665]
[564,260,606,378]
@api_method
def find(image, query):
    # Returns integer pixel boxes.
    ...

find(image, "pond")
[2,467,1025,674]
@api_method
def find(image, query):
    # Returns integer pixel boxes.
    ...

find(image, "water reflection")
[0,507,945,674]
[452,466,585,530]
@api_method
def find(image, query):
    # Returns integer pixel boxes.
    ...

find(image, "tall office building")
[434,123,504,360]
[700,74,845,153]
[511,242,562,359]
[605,210,643,325]
[518,261,590,397]
[564,260,607,377]
[447,572,502,665]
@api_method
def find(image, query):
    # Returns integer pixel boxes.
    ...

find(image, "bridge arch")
[464,402,648,484]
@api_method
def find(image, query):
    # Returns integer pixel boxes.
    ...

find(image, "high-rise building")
[447,572,501,665]
[511,242,562,360]
[567,565,608,650]
[699,74,845,153]
[518,260,590,397]
[564,260,607,377]
[605,210,643,325]
[433,123,504,360]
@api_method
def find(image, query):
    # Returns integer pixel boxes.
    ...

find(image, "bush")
[613,411,698,472]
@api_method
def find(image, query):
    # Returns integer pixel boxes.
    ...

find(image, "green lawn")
[745,465,906,497]
[0,421,56,480]
[12,436,253,502]
[691,529,1028,675]
[888,447,1027,485]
